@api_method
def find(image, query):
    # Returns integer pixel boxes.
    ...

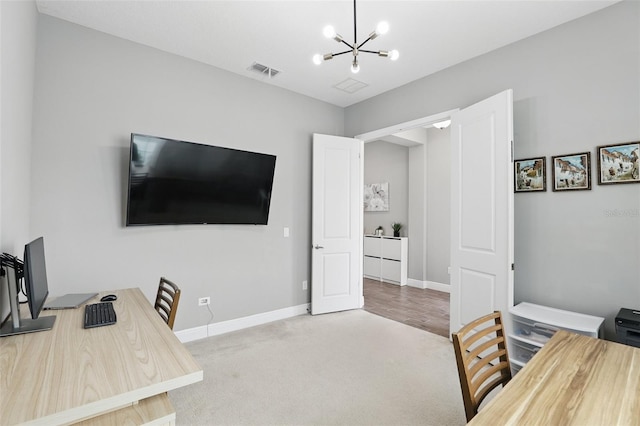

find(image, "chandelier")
[313,0,399,74]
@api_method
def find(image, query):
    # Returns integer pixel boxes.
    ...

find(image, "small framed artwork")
[551,152,591,191]
[364,182,389,211]
[596,141,640,185]
[515,157,546,192]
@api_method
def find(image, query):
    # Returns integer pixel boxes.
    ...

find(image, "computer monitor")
[24,237,51,320]
[0,237,56,337]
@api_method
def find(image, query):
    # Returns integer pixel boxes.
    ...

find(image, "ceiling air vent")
[248,62,281,78]
[333,78,368,94]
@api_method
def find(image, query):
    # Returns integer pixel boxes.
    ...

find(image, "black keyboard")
[84,302,117,329]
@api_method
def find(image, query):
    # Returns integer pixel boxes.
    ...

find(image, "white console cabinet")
[508,302,604,375]
[363,235,408,286]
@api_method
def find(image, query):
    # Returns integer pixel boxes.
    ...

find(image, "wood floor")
[363,278,450,338]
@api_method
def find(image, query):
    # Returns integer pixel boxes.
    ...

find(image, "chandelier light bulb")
[376,21,389,36]
[389,49,400,61]
[351,60,360,74]
[313,54,323,65]
[323,25,336,39]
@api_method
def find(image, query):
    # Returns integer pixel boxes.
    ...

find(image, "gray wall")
[347,1,640,338]
[363,141,408,236]
[426,127,451,287]
[26,14,343,331]
[408,144,426,282]
[0,1,38,321]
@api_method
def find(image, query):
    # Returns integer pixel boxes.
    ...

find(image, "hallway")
[363,278,450,338]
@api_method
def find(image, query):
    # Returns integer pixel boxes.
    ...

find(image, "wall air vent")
[333,78,368,94]
[248,62,281,78]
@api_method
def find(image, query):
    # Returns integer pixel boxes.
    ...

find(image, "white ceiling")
[36,0,619,108]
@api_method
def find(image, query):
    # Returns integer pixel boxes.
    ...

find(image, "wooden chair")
[154,277,181,330]
[451,311,512,422]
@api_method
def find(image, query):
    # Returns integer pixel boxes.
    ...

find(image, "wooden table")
[0,288,203,425]
[469,329,640,425]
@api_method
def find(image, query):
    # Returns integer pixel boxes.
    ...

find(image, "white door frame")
[355,109,459,143]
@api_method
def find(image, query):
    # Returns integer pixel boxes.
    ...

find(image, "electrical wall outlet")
[198,297,211,306]
[302,280,308,290]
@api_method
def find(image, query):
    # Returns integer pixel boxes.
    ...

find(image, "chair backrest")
[154,277,181,330]
[451,311,512,422]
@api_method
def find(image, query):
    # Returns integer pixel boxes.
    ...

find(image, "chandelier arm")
[357,36,374,50]
[359,49,381,55]
[340,39,354,50]
[331,50,353,57]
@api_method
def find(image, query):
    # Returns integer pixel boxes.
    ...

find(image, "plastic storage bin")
[508,302,604,375]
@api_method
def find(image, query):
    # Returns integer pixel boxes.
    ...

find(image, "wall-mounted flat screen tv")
[126,133,276,226]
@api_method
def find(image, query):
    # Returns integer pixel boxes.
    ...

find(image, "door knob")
[313,245,324,249]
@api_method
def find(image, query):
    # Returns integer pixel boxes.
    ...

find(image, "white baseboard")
[407,279,450,293]
[175,303,310,343]
[407,279,427,289]
[427,281,451,293]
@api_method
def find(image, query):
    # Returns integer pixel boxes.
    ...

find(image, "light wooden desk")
[469,329,640,425]
[0,288,203,425]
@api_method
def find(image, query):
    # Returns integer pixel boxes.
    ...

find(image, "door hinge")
[511,263,515,271]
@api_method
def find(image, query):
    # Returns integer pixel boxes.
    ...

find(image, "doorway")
[311,91,514,334]
[357,110,457,337]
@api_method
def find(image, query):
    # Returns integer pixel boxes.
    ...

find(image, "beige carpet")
[169,309,466,426]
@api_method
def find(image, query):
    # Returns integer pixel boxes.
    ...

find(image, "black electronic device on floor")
[615,308,640,348]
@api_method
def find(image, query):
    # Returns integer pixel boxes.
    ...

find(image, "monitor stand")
[0,316,56,337]
[0,257,56,337]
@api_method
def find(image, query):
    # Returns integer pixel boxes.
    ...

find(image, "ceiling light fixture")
[432,119,452,130]
[313,0,399,74]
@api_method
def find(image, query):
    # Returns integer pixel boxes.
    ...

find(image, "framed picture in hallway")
[551,152,591,191]
[596,142,640,185]
[515,157,546,192]
[364,182,389,211]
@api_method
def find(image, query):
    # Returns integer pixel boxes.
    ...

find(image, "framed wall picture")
[551,152,591,191]
[597,141,640,185]
[515,157,546,192]
[364,182,389,211]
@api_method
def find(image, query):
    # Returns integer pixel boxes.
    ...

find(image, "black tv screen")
[126,134,276,225]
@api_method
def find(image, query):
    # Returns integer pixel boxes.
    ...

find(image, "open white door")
[311,133,363,315]
[449,90,514,337]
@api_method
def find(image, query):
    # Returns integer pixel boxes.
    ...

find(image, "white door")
[311,133,363,315]
[449,90,514,337]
